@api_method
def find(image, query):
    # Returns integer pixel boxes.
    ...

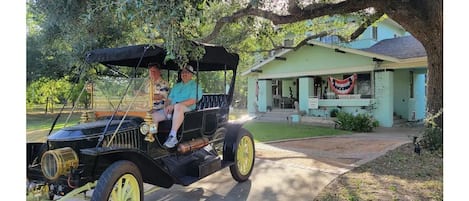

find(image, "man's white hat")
[184,64,196,74]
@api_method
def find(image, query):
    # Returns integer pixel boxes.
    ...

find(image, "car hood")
[47,119,140,141]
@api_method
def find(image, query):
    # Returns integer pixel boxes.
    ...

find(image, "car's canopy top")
[85,43,239,71]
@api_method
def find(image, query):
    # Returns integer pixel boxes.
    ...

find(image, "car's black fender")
[80,148,175,188]
[222,123,244,162]
[27,142,47,165]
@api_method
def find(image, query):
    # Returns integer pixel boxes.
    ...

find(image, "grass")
[27,112,82,131]
[242,121,351,142]
[27,111,350,143]
[315,143,443,201]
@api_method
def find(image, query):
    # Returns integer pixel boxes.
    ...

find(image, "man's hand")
[164,105,174,114]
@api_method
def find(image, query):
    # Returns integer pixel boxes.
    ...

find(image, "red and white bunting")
[328,74,357,95]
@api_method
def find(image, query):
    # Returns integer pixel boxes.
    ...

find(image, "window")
[357,74,371,98]
[319,35,340,44]
[410,71,414,98]
[372,27,378,40]
[342,73,371,98]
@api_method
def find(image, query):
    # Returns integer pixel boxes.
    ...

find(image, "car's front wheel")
[91,160,143,201]
[229,128,255,182]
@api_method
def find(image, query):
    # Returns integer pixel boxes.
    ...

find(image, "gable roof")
[360,35,426,59]
[242,35,427,76]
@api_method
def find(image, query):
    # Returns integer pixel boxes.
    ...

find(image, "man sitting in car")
[154,64,203,148]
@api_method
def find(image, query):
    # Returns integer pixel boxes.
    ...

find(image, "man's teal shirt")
[168,80,203,110]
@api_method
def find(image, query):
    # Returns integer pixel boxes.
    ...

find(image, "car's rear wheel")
[229,128,255,182]
[91,160,143,201]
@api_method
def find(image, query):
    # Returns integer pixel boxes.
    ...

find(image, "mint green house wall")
[411,68,427,121]
[344,19,407,49]
[377,22,406,41]
[298,77,314,113]
[414,72,426,120]
[260,46,375,76]
[257,79,272,112]
[247,76,257,114]
[392,68,427,121]
[374,71,394,127]
[393,69,411,119]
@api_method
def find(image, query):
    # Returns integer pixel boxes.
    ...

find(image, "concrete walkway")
[143,127,418,201]
[64,127,420,201]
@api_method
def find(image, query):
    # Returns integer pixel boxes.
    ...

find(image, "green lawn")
[27,112,82,131]
[27,112,350,143]
[243,121,351,142]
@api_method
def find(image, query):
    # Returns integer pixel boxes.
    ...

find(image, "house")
[242,17,427,127]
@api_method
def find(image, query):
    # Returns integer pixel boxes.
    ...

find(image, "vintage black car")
[26,43,255,200]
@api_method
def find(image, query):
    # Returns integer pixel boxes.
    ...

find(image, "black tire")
[91,160,143,201]
[229,128,255,182]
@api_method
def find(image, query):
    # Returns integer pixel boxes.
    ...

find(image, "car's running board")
[177,160,234,186]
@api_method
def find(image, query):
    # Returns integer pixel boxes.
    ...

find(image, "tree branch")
[349,11,384,41]
[231,31,330,53]
[201,0,385,43]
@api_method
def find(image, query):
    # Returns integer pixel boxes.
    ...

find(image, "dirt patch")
[255,135,408,170]
[269,137,404,154]
[314,143,443,201]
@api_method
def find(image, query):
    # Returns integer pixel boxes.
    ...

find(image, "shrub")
[330,109,339,117]
[335,112,377,132]
[420,126,443,153]
[419,109,443,153]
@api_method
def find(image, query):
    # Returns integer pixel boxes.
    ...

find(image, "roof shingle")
[361,35,427,59]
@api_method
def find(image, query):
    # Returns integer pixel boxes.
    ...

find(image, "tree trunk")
[45,97,48,114]
[382,0,443,128]
[423,40,443,128]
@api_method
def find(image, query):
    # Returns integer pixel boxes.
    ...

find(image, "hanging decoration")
[328,74,357,95]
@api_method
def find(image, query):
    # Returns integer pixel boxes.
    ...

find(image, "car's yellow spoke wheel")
[92,161,143,201]
[236,136,254,176]
[229,128,255,182]
[109,174,140,201]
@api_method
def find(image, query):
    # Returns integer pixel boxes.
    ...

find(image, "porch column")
[414,71,427,120]
[247,76,258,114]
[258,79,272,112]
[374,70,394,127]
[299,77,314,115]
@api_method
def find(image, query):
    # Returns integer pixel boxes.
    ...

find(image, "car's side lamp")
[141,112,156,142]
[140,123,150,135]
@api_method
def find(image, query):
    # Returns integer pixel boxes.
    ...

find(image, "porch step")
[392,115,425,128]
[301,116,336,127]
[394,118,408,125]
[255,110,296,122]
[255,116,289,122]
